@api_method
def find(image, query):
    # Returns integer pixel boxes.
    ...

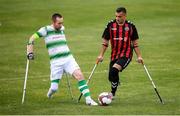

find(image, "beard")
[117,18,125,24]
[55,26,61,30]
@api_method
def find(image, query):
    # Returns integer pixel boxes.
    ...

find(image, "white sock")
[47,83,58,97]
[85,96,91,101]
[50,82,58,91]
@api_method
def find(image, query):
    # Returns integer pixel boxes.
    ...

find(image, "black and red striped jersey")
[102,19,139,61]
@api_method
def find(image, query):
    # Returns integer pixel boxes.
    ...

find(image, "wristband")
[102,43,108,47]
[27,41,34,45]
[133,45,138,48]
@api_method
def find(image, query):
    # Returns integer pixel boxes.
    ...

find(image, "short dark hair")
[116,7,127,14]
[52,13,62,22]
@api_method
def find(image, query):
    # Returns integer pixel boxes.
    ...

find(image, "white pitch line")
[0,68,180,81]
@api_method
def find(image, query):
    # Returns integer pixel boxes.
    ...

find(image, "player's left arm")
[132,39,143,64]
[131,23,144,64]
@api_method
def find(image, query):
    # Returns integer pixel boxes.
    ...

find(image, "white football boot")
[47,89,56,99]
[86,97,98,106]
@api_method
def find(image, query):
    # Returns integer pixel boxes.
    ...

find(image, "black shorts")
[109,57,131,72]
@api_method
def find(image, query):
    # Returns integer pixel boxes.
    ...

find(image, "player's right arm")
[27,33,39,60]
[97,22,111,63]
[27,27,47,60]
[97,39,109,63]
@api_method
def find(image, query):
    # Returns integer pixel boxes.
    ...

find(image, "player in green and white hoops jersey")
[27,13,97,106]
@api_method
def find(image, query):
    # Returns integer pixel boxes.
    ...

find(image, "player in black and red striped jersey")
[97,7,144,98]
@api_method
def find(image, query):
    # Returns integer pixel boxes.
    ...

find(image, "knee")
[109,67,119,82]
[50,83,58,91]
[73,69,84,81]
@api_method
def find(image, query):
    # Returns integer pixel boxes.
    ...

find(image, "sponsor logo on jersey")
[113,37,128,41]
[111,28,117,30]
[52,35,65,40]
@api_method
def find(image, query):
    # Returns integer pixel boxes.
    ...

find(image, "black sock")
[111,82,118,96]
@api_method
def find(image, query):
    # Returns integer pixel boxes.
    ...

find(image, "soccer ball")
[98,92,112,106]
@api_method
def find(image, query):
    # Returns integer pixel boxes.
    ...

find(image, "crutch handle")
[96,59,100,65]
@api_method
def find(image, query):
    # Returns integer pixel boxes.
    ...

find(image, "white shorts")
[50,56,80,81]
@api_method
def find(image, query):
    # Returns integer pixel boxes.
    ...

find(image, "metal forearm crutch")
[65,73,74,100]
[22,59,30,104]
[143,64,164,104]
[77,60,99,103]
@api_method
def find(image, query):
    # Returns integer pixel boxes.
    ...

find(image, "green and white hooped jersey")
[35,25,72,64]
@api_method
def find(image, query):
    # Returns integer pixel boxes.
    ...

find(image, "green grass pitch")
[0,0,180,115]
